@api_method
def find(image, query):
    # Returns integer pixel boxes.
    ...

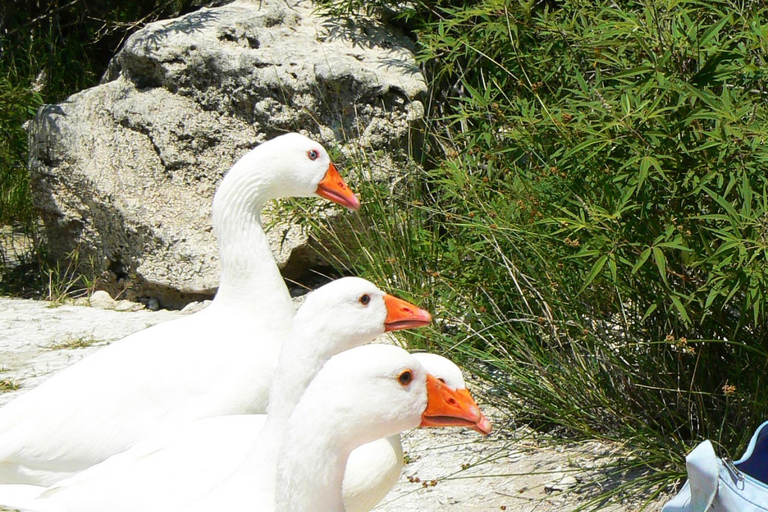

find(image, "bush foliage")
[316,0,768,498]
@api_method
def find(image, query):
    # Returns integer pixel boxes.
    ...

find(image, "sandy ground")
[0,297,671,511]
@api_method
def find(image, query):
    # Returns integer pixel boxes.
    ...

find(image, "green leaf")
[641,303,658,322]
[702,186,740,222]
[638,155,661,188]
[608,253,617,281]
[741,174,753,219]
[610,65,653,80]
[705,286,721,310]
[632,248,652,274]
[670,296,691,324]
[657,241,691,251]
[653,247,667,285]
[698,15,731,47]
[580,254,608,294]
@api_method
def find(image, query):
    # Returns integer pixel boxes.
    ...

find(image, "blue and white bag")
[663,420,768,511]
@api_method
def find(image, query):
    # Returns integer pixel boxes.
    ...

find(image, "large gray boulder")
[27,0,426,308]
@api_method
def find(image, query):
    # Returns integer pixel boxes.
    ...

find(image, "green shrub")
[317,0,768,501]
[0,76,41,228]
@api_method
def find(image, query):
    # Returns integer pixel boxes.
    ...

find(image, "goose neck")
[275,413,350,512]
[265,321,336,424]
[237,322,338,503]
[211,177,293,320]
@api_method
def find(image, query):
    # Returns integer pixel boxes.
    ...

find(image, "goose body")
[0,133,359,486]
[0,277,455,512]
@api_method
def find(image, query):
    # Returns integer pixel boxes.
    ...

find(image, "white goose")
[342,352,490,512]
[0,278,488,512]
[0,133,360,486]
[274,344,486,512]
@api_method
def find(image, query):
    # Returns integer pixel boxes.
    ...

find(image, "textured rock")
[0,298,184,400]
[27,0,427,308]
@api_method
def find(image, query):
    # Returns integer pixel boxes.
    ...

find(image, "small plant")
[46,334,102,351]
[44,246,99,304]
[0,378,20,393]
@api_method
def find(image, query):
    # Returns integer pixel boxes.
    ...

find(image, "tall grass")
[315,0,768,502]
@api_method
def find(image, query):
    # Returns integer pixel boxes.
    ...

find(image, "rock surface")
[27,0,426,308]
[0,297,670,511]
[0,298,184,395]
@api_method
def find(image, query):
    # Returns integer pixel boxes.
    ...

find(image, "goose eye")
[398,370,413,386]
[307,149,319,161]
[359,294,370,306]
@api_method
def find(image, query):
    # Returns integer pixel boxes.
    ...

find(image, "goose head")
[292,277,432,354]
[222,133,360,210]
[412,352,492,435]
[265,133,359,210]
[294,345,489,451]
[213,133,360,221]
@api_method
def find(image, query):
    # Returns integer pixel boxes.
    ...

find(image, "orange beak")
[316,162,360,211]
[383,294,432,332]
[420,374,492,435]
